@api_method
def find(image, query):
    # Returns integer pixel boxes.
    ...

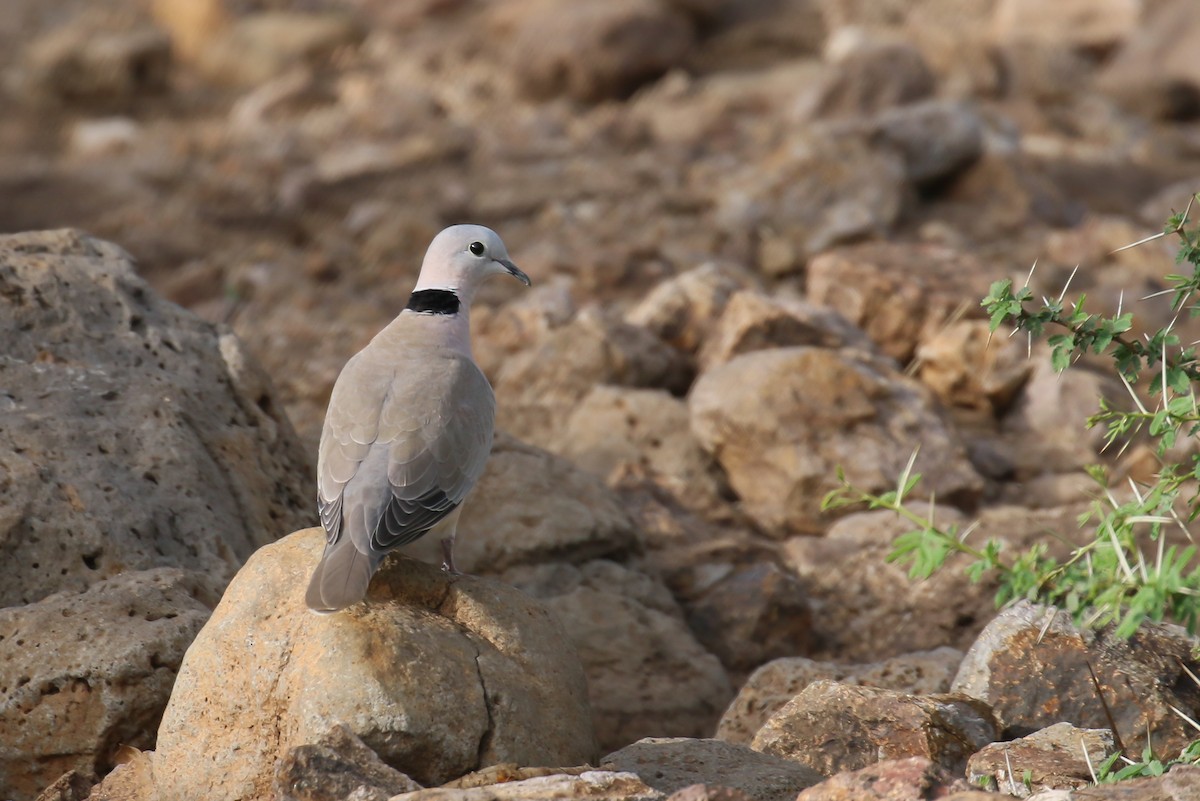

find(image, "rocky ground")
[4,0,1200,800]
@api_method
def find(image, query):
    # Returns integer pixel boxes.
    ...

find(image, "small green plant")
[1094,736,1200,782]
[823,196,1200,638]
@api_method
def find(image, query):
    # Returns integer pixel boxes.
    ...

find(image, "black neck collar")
[406,289,460,315]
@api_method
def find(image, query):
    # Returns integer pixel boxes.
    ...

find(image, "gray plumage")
[306,225,529,613]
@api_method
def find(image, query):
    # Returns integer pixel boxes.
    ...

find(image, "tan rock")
[992,0,1141,49]
[952,601,1200,761]
[795,757,975,801]
[554,386,725,514]
[23,24,171,106]
[390,771,664,801]
[916,320,1032,413]
[0,230,312,608]
[696,290,868,371]
[494,308,692,450]
[195,12,364,86]
[716,647,964,745]
[456,433,641,574]
[151,528,597,798]
[497,0,695,102]
[0,569,216,800]
[501,560,733,751]
[806,242,994,363]
[967,723,1115,798]
[625,263,758,355]
[602,738,821,801]
[751,681,998,777]
[689,347,982,536]
[150,0,231,63]
[1096,0,1200,120]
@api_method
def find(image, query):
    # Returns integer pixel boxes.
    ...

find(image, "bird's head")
[415,224,531,298]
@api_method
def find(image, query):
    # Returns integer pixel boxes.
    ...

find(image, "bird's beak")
[499,259,532,287]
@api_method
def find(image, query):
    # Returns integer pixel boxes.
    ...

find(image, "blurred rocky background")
[4,0,1200,800]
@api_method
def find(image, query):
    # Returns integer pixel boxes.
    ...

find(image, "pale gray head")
[413,224,530,296]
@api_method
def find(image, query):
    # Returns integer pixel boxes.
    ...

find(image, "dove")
[305,224,530,613]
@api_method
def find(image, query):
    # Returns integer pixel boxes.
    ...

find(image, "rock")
[456,433,641,573]
[711,134,906,264]
[1096,0,1200,120]
[602,738,821,801]
[794,757,975,801]
[1003,355,1126,471]
[682,562,813,674]
[274,725,421,801]
[494,308,692,450]
[389,771,664,801]
[150,528,597,798]
[696,291,870,371]
[916,320,1032,413]
[810,40,936,119]
[751,681,998,777]
[149,0,231,63]
[689,347,982,536]
[625,263,757,355]
[0,569,217,801]
[967,723,1116,798]
[69,118,142,158]
[806,243,995,364]
[500,0,696,102]
[0,231,311,607]
[992,0,1141,50]
[33,770,93,801]
[862,100,984,186]
[501,559,733,752]
[554,386,726,514]
[782,505,1090,661]
[24,25,171,106]
[952,602,1200,759]
[195,12,365,87]
[664,786,752,801]
[716,648,964,745]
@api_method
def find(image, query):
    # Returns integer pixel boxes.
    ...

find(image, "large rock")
[494,309,692,450]
[966,723,1116,798]
[501,559,733,752]
[716,647,963,745]
[751,681,998,777]
[952,602,1200,760]
[625,263,757,355]
[689,348,982,536]
[456,433,642,573]
[554,386,726,514]
[0,569,217,801]
[0,231,312,608]
[150,528,598,798]
[794,757,976,801]
[806,243,995,364]
[602,738,821,801]
[498,0,695,102]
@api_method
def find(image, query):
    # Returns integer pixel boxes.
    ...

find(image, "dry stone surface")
[150,528,597,799]
[0,230,312,608]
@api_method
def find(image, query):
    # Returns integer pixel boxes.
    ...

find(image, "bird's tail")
[305,538,375,613]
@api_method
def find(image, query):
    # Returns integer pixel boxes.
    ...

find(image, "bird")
[305,224,530,613]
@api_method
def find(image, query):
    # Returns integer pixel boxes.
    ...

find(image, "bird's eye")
[469,241,486,256]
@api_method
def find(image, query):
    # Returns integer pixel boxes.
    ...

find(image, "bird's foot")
[441,538,463,576]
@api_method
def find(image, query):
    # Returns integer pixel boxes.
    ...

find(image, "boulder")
[456,433,642,573]
[794,757,977,801]
[716,647,964,745]
[966,723,1116,798]
[952,602,1200,759]
[499,0,696,102]
[602,738,821,801]
[696,291,869,371]
[150,528,598,798]
[0,231,312,608]
[861,100,984,186]
[751,681,998,777]
[500,560,733,751]
[554,386,726,514]
[625,263,757,355]
[806,243,995,364]
[810,40,935,119]
[494,308,692,450]
[0,570,217,801]
[916,320,1031,414]
[689,347,982,536]
[389,771,664,801]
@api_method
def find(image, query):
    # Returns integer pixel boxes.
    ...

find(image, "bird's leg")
[441,536,462,576]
